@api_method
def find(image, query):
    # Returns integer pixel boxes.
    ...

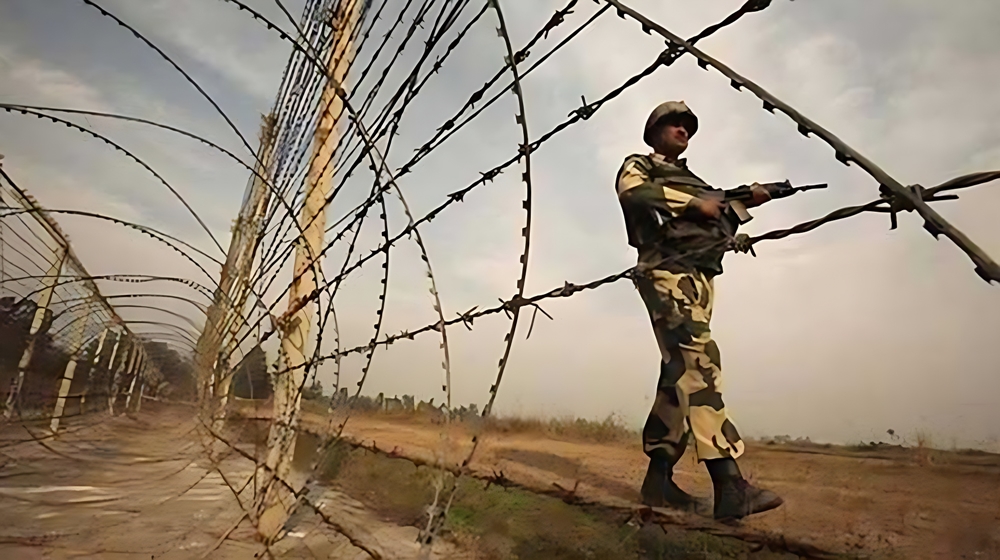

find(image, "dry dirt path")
[10,403,992,559]
[328,414,1000,559]
[0,405,462,559]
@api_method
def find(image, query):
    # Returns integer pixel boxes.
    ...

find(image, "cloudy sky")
[1,0,998,450]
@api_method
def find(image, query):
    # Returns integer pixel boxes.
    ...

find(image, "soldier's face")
[656,123,689,157]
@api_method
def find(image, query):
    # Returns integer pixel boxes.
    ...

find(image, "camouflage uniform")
[616,152,745,465]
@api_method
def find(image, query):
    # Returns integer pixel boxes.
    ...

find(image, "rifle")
[708,180,828,224]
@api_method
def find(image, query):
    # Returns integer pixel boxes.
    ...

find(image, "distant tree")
[302,377,324,401]
[230,345,271,400]
[145,342,195,400]
[1,297,64,408]
[1,297,36,379]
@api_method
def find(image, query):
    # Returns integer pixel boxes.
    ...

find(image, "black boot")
[640,458,705,512]
[705,458,783,521]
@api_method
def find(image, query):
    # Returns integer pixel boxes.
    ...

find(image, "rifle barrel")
[797,183,828,191]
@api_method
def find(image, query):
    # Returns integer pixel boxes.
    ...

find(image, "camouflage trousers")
[636,267,745,465]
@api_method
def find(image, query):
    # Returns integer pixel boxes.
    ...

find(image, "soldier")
[615,101,784,520]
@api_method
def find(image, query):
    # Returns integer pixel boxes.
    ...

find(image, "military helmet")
[643,100,699,147]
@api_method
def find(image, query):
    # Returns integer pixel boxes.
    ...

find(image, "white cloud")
[104,0,294,102]
[0,45,109,110]
[2,0,999,449]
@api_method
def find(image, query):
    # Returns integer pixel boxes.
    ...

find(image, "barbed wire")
[251,0,476,295]
[264,0,775,324]
[604,0,1000,283]
[276,170,995,374]
[211,0,768,543]
[250,2,422,274]
[0,102,333,263]
[0,107,225,256]
[203,0,488,399]
[3,0,998,557]
[69,0,336,355]
[220,0,785,413]
[0,178,161,428]
[79,0,259,159]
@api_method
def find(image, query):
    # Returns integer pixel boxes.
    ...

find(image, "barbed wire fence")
[1,0,997,558]
[0,168,165,430]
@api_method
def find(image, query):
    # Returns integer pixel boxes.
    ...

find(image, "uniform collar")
[649,153,687,168]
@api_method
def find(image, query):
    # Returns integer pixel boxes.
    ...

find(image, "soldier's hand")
[695,198,726,219]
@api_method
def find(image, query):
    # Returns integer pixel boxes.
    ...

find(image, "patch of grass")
[321,446,438,526]
[300,398,328,416]
[638,525,762,560]
[316,440,351,480]
[446,480,640,559]
[348,409,638,445]
[320,445,812,559]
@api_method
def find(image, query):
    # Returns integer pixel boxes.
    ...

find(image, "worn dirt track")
[0,404,461,559]
[2,404,997,559]
[320,413,1000,559]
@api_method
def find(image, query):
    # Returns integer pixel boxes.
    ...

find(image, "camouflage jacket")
[615,153,738,276]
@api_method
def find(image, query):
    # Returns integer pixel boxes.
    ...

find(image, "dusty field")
[313,412,1000,559]
[3,404,997,559]
[0,405,462,559]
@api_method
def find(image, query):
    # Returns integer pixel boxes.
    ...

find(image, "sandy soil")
[325,413,1000,559]
[0,405,461,559]
[3,405,996,559]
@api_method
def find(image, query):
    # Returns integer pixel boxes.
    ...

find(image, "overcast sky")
[1,0,998,450]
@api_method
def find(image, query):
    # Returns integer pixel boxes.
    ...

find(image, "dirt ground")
[0,404,461,559]
[2,405,997,559]
[318,413,1000,559]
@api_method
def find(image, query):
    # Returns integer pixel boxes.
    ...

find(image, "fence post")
[255,0,366,542]
[79,327,108,412]
[49,312,91,433]
[110,340,138,416]
[124,349,144,412]
[4,249,66,419]
[84,328,121,412]
[195,113,278,414]
[134,370,146,412]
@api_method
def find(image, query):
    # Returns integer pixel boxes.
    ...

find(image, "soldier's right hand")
[694,198,726,219]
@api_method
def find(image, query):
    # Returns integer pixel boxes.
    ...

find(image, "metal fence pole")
[86,328,121,412]
[134,367,146,413]
[4,248,67,419]
[255,0,366,542]
[49,312,91,433]
[195,114,277,412]
[79,327,108,412]
[110,340,138,415]
[124,349,144,412]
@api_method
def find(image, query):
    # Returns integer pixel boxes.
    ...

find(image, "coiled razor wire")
[2,0,999,557]
[0,175,162,426]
